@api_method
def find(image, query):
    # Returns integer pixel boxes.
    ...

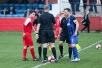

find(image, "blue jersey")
[66,15,77,36]
[66,15,78,44]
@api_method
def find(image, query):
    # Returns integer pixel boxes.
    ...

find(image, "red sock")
[30,48,36,59]
[23,49,27,59]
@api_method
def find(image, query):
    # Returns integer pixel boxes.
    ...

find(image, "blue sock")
[72,46,79,59]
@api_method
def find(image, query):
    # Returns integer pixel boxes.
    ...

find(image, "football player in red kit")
[54,17,61,40]
[55,13,64,40]
[22,11,38,61]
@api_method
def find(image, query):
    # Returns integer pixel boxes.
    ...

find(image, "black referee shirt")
[33,16,40,26]
[33,17,42,31]
[60,17,68,34]
[38,12,56,30]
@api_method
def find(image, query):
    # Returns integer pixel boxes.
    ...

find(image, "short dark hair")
[38,10,43,14]
[64,8,71,12]
[29,10,36,14]
[44,5,50,10]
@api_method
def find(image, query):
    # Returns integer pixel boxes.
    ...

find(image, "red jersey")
[23,17,32,33]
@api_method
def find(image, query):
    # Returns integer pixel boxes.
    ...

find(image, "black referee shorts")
[41,30,55,43]
[59,33,70,43]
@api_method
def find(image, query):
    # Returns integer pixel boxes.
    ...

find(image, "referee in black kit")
[36,5,58,63]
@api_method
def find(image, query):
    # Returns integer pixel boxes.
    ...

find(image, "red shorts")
[23,32,33,46]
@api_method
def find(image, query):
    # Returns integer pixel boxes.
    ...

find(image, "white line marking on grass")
[32,40,102,68]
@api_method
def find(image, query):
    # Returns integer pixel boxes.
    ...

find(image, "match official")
[36,5,58,63]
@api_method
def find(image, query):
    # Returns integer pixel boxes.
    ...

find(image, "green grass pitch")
[0,32,102,68]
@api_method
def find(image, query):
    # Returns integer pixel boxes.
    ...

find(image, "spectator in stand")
[22,0,28,4]
[24,8,30,17]
[8,0,18,4]
[34,0,38,4]
[8,6,16,15]
[100,0,102,10]
[76,0,80,11]
[1,8,8,15]
[34,0,45,4]
[69,0,77,15]
[101,0,102,4]
[83,0,87,12]
[38,0,45,4]
[89,0,98,13]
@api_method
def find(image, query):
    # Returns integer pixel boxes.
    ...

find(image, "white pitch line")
[32,40,102,68]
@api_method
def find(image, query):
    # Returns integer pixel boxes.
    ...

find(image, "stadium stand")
[38,4,44,9]
[20,4,27,10]
[0,4,3,10]
[0,3,52,18]
[48,3,52,10]
[17,10,25,14]
[5,14,12,18]
[18,14,25,18]
[27,4,33,10]
[9,4,14,7]
[0,14,5,18]
[14,4,21,10]
[33,4,39,9]
[12,14,18,18]
[2,4,9,9]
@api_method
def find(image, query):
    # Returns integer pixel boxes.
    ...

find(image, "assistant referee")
[36,5,58,63]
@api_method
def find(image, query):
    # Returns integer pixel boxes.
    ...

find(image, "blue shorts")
[69,35,78,44]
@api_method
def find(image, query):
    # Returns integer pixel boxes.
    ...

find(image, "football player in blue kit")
[63,8,80,62]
